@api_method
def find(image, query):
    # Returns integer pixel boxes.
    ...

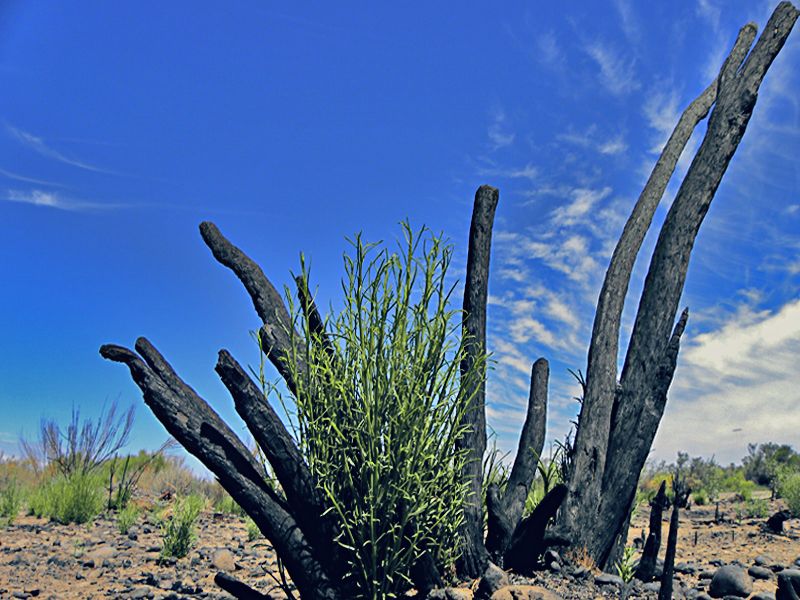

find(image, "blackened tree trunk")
[456,184,499,578]
[636,480,670,582]
[556,2,798,569]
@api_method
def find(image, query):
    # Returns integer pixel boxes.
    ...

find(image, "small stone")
[445,588,473,600]
[751,592,775,600]
[708,565,752,598]
[127,587,152,599]
[477,563,508,597]
[594,573,624,586]
[211,548,236,572]
[747,565,773,580]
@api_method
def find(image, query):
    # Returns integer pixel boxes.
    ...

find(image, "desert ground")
[1,491,797,600]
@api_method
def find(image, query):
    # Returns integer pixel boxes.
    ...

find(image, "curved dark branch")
[99,341,339,600]
[199,221,304,394]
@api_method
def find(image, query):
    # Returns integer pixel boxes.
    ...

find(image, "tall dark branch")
[99,340,339,600]
[559,52,721,543]
[215,349,342,577]
[294,275,335,356]
[456,184,499,578]
[199,221,305,394]
[486,358,548,560]
[592,309,689,567]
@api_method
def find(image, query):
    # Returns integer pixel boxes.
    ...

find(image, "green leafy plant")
[0,478,25,525]
[28,473,104,524]
[160,494,205,559]
[743,498,770,519]
[616,546,637,583]
[779,472,800,517]
[245,517,260,542]
[117,503,140,534]
[723,470,756,501]
[692,489,708,506]
[269,224,480,598]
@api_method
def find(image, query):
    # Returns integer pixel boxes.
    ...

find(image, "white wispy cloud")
[654,297,800,462]
[557,126,628,156]
[552,186,612,227]
[536,31,565,70]
[696,0,722,32]
[584,41,640,96]
[4,189,121,211]
[488,110,515,150]
[6,124,114,174]
[477,161,538,181]
[642,87,681,153]
[614,0,640,45]
[0,168,66,187]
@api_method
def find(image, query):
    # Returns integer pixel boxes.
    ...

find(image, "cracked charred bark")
[555,2,798,569]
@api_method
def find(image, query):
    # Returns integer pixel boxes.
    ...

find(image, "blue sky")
[1,1,799,470]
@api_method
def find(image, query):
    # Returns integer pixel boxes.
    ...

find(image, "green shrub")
[117,503,140,534]
[29,473,104,524]
[245,517,260,542]
[693,489,708,506]
[274,225,479,598]
[616,546,638,584]
[779,472,800,517]
[744,498,770,518]
[723,470,755,501]
[213,491,246,517]
[160,495,205,558]
[0,478,25,524]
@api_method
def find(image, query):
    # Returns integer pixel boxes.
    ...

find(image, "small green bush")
[616,546,638,584]
[0,479,25,524]
[245,517,260,542]
[723,470,755,501]
[275,225,479,598]
[692,489,708,506]
[744,498,770,518]
[213,492,246,517]
[117,503,140,534]
[779,472,800,517]
[160,495,205,558]
[29,473,104,524]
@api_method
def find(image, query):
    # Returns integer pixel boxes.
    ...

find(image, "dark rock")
[543,549,561,565]
[477,563,508,598]
[751,592,775,600]
[676,562,700,574]
[708,566,752,598]
[126,587,152,599]
[777,569,800,600]
[747,565,773,580]
[571,566,592,580]
[594,573,624,586]
[699,570,716,580]
[767,510,793,533]
[754,555,772,566]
